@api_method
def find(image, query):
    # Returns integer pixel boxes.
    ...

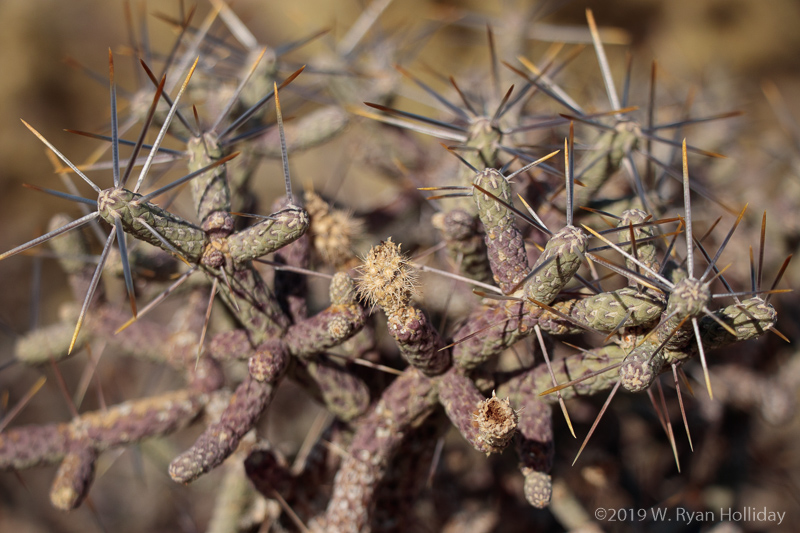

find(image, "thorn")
[486,24,499,99]
[439,316,515,352]
[137,152,240,204]
[255,259,335,279]
[133,217,193,267]
[628,221,640,277]
[133,57,200,193]
[584,252,667,294]
[114,218,137,319]
[69,230,117,355]
[540,361,623,396]
[472,289,519,301]
[672,364,693,451]
[440,142,478,173]
[699,204,748,283]
[47,354,79,419]
[347,104,467,142]
[586,8,621,111]
[602,309,632,344]
[565,122,574,227]
[702,306,737,338]
[534,325,575,437]
[677,366,695,397]
[196,277,218,370]
[270,488,311,533]
[449,76,478,116]
[0,376,46,433]
[121,69,166,188]
[363,102,467,133]
[528,297,606,337]
[769,327,790,343]
[766,254,792,304]
[0,212,100,263]
[219,267,239,312]
[210,0,259,50]
[211,47,268,133]
[139,58,198,137]
[115,267,198,334]
[517,193,550,232]
[652,379,680,471]
[580,205,622,221]
[20,120,102,194]
[573,381,621,466]
[681,139,696,280]
[274,82,294,205]
[220,65,306,139]
[691,317,713,400]
[394,64,470,121]
[324,352,404,376]
[491,84,515,124]
[472,182,550,236]
[193,105,201,133]
[582,225,672,288]
[109,49,120,189]
[417,185,471,192]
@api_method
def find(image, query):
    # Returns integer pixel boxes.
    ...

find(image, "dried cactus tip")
[356,237,418,310]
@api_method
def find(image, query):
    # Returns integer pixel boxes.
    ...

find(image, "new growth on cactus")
[1,1,798,532]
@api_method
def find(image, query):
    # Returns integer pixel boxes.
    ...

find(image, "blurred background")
[0,1,798,531]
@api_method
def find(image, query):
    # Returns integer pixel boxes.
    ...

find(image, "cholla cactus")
[0,1,797,532]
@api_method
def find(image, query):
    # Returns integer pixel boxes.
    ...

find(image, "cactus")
[0,1,797,532]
